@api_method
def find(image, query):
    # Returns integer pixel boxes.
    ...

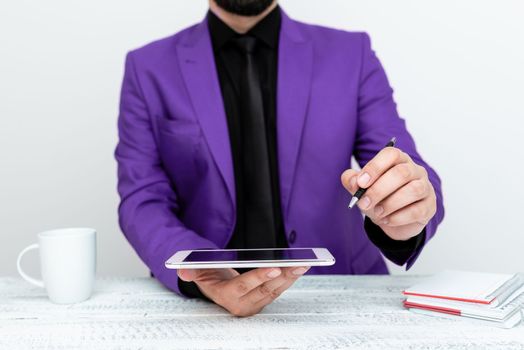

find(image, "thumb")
[177,269,200,282]
[341,169,359,194]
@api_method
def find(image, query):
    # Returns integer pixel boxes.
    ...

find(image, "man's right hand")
[177,266,309,317]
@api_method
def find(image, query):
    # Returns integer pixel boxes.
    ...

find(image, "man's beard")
[214,0,275,16]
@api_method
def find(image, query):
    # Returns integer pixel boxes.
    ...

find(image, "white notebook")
[403,270,520,306]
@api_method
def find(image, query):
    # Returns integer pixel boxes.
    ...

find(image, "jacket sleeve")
[353,33,445,269]
[115,52,218,295]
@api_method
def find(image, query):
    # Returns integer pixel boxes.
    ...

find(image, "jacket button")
[288,230,297,244]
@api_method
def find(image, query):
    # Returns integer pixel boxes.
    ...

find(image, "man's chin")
[214,0,275,16]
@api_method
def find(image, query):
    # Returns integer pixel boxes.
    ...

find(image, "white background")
[1,0,523,279]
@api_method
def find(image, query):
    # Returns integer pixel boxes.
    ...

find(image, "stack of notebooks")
[403,270,524,328]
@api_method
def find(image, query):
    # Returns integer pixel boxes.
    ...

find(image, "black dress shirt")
[178,6,424,298]
[209,6,286,251]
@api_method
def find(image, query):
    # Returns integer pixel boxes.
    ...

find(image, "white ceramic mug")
[17,227,96,304]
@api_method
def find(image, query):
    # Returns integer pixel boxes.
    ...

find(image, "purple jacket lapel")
[176,20,236,208]
[277,11,313,219]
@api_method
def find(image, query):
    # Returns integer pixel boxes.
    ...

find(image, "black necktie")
[232,36,276,248]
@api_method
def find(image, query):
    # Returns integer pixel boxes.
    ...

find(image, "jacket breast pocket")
[156,117,208,189]
[157,117,202,139]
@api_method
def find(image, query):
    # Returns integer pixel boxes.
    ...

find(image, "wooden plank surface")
[0,276,523,349]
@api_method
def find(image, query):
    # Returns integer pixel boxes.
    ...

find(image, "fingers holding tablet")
[243,266,310,306]
[177,266,309,317]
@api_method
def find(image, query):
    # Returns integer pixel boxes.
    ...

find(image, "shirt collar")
[208,5,281,50]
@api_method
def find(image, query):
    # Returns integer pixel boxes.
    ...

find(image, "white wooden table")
[1,276,523,349]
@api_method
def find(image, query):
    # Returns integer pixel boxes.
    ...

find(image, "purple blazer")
[115,10,444,295]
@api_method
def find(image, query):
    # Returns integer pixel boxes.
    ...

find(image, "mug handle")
[17,244,44,288]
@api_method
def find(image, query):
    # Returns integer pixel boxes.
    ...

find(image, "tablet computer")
[165,248,335,269]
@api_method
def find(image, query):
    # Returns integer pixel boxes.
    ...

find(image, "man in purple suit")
[116,0,444,316]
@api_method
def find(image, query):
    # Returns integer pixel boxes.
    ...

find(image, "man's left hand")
[341,147,437,241]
